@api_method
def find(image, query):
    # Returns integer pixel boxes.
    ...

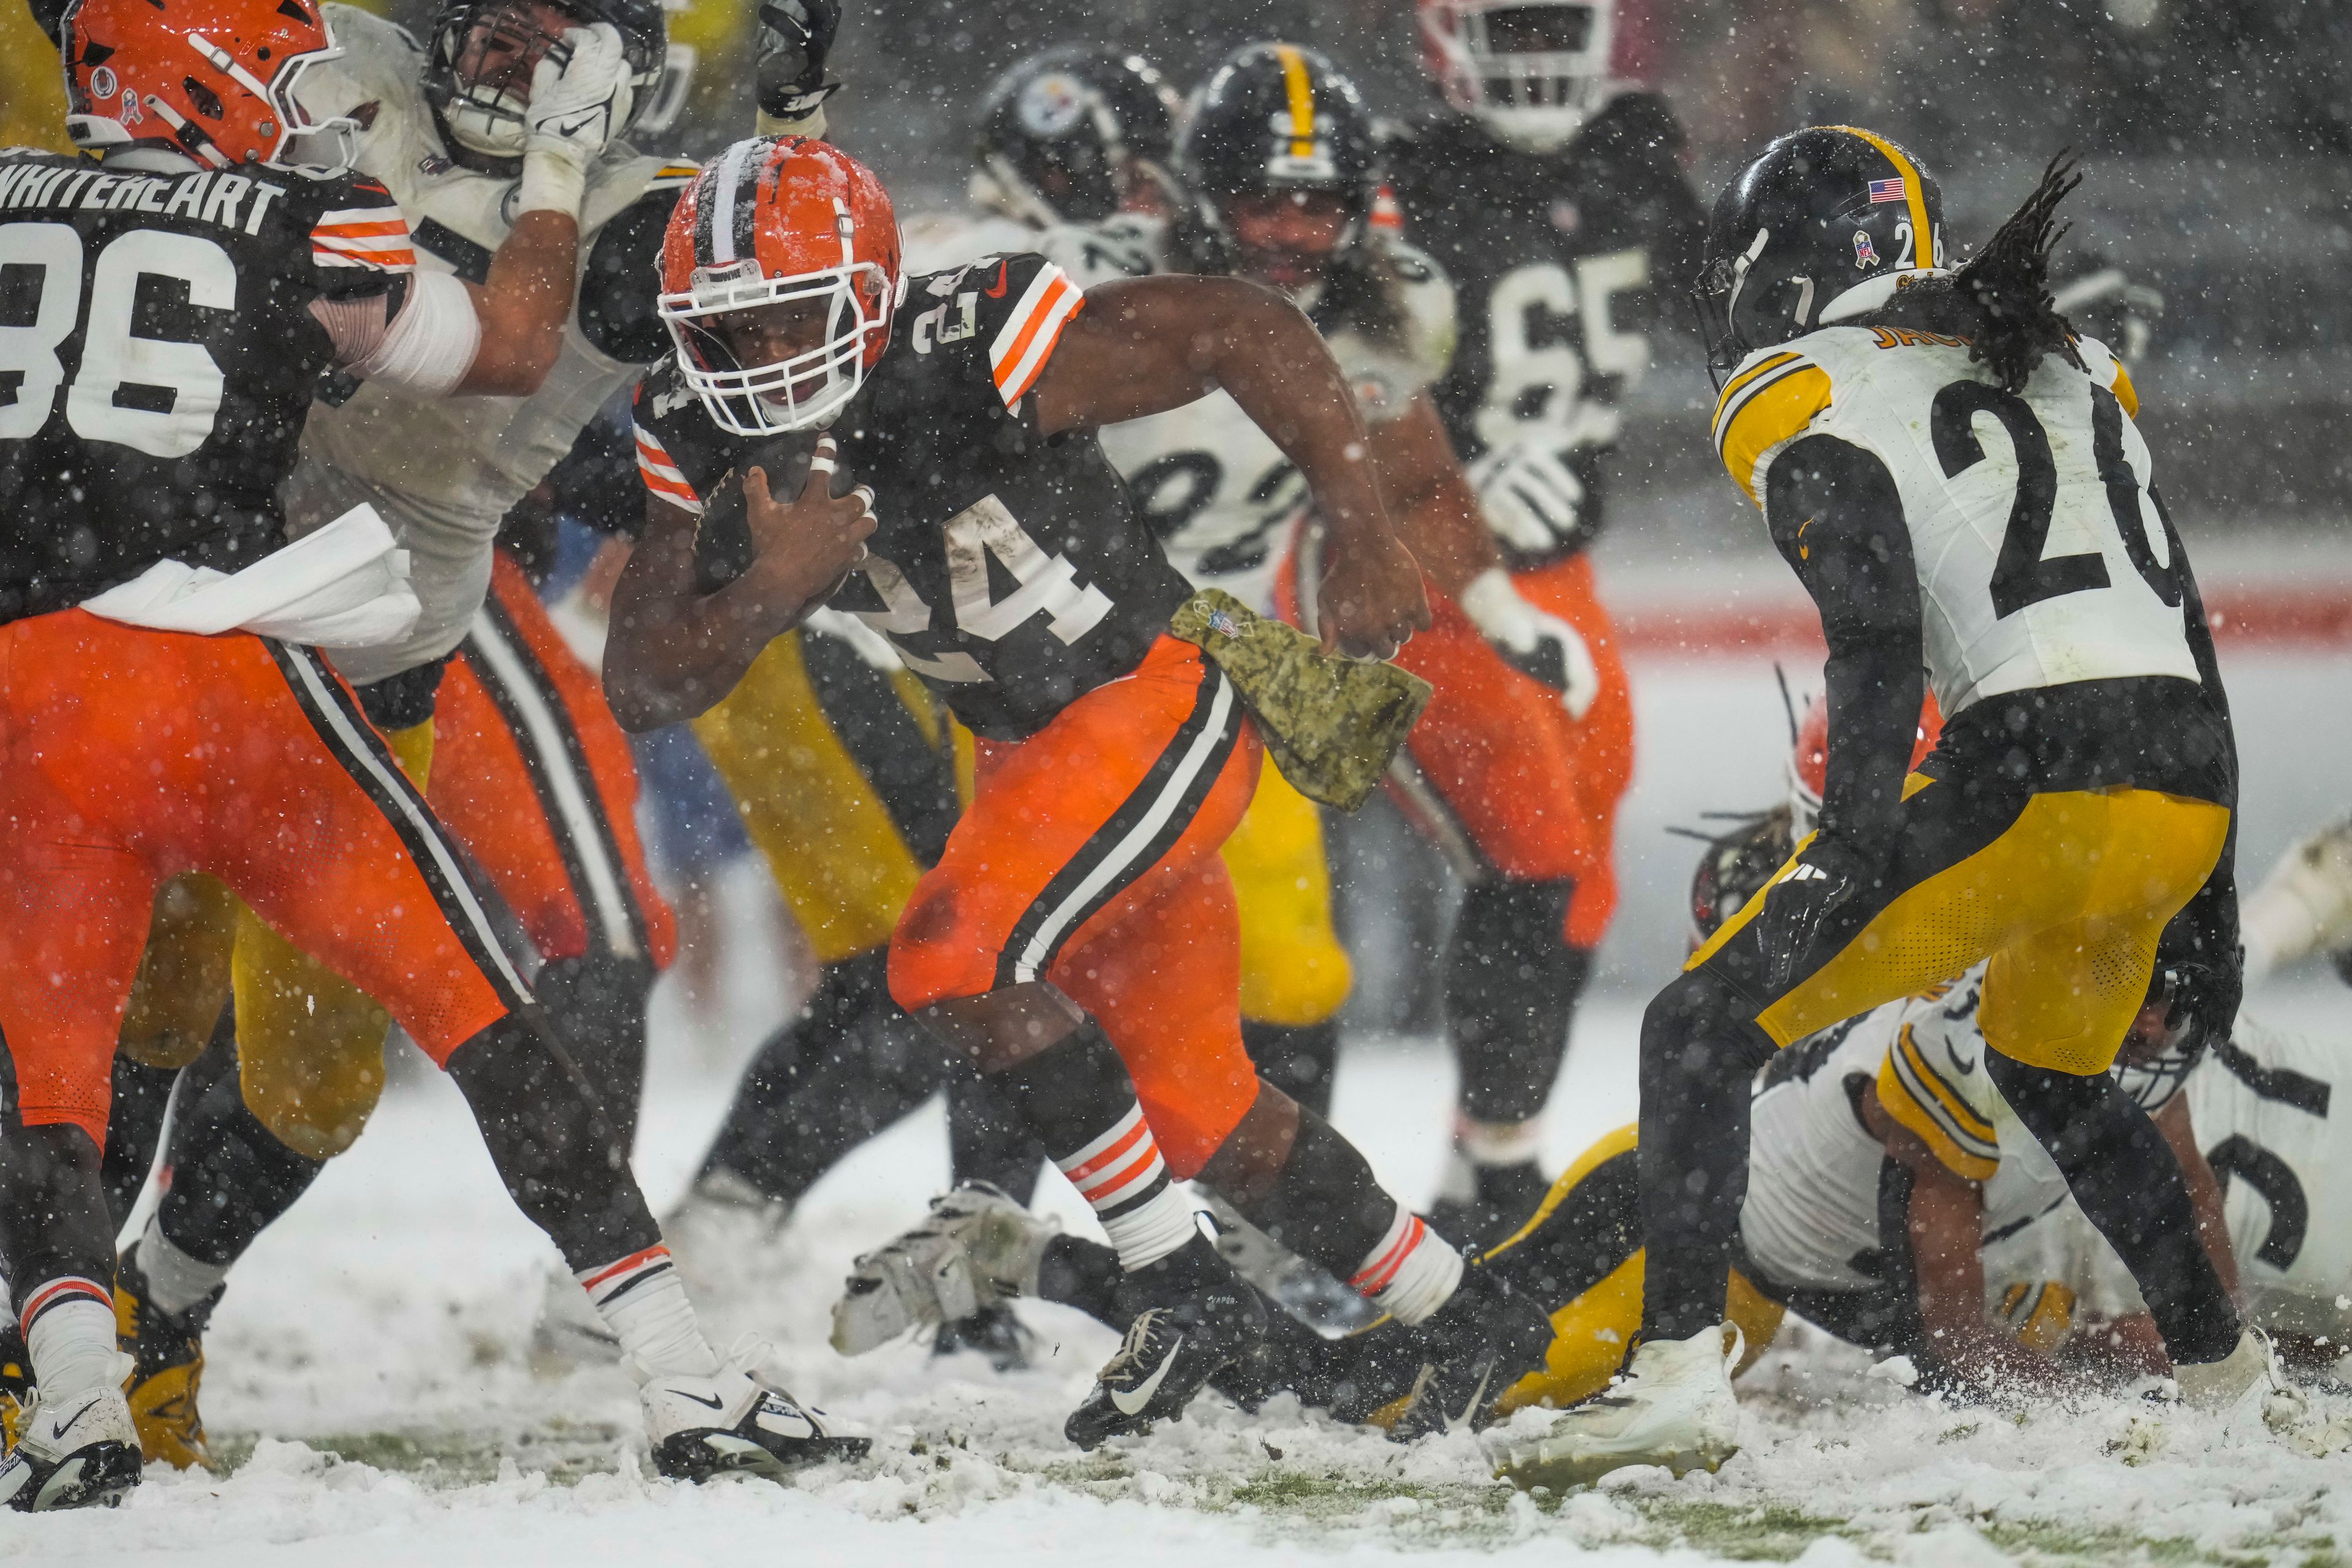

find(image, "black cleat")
[1065,1235,1266,1449]
[1333,1260,1554,1439]
[1428,1159,1553,1253]
[932,1300,1038,1371]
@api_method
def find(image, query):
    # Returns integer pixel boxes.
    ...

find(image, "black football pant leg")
[1447,878,1588,1125]
[702,949,1042,1206]
[1984,1053,2239,1363]
[153,1013,326,1271]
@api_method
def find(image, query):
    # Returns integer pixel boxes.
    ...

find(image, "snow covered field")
[16,622,2352,1567]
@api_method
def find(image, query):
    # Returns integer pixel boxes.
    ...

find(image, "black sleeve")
[26,0,64,43]
[1763,433,1926,858]
[1583,91,1707,301]
[579,187,680,364]
[546,393,645,540]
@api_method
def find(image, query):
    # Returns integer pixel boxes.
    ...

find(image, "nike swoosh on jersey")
[985,261,1011,299]
[1109,1335,1185,1416]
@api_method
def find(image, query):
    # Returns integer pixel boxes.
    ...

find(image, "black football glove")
[1755,835,1875,994]
[756,0,842,121]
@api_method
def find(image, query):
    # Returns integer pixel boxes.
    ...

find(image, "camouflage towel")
[1167,588,1430,813]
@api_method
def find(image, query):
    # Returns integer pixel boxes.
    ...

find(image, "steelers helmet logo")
[1016,72,1090,137]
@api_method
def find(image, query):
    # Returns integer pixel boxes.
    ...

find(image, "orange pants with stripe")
[1510,551,1634,949]
[889,637,1264,1177]
[431,552,677,969]
[0,613,519,1145]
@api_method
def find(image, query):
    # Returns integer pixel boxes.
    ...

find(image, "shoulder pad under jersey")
[1873,965,2004,1182]
[1711,337,1839,507]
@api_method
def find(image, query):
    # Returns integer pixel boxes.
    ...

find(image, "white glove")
[517,22,634,216]
[1458,567,1599,720]
[1468,440,1587,557]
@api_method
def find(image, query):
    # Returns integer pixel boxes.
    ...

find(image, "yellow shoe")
[0,1324,29,1456]
[114,1254,216,1472]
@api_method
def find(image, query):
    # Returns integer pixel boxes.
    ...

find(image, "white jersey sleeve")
[1714,325,2197,718]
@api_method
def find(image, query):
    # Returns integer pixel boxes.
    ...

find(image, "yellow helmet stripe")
[1821,124,1934,268]
[1275,43,1316,159]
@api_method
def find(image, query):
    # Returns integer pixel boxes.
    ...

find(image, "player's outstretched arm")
[1030,275,1429,660]
[604,442,875,731]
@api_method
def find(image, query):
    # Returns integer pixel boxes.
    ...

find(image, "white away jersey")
[1066,216,1457,612]
[282,5,697,683]
[1741,964,2068,1294]
[1713,322,2197,718]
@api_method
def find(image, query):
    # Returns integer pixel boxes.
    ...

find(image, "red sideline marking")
[1614,586,2352,657]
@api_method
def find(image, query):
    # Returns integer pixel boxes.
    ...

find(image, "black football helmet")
[1685,807,1795,952]
[1176,42,1380,270]
[423,0,668,166]
[1691,125,1948,385]
[973,45,1182,226]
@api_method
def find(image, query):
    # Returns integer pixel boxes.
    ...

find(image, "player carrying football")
[1516,129,2262,1485]
[609,135,1557,1447]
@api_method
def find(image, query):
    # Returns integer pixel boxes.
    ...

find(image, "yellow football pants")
[1223,761,1353,1028]
[692,630,960,967]
[1693,778,2230,1075]
[1482,1125,1783,1416]
[117,722,435,1159]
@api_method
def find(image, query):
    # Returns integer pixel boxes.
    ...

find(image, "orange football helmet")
[61,0,359,175]
[658,136,902,435]
[1789,689,1944,836]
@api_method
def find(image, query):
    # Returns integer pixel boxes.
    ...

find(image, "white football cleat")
[644,1340,869,1483]
[0,1381,141,1512]
[2176,1328,2305,1438]
[832,1184,1057,1355]
[1493,1324,1743,1494]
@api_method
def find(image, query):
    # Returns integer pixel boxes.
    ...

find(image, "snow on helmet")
[62,0,359,176]
[658,136,902,436]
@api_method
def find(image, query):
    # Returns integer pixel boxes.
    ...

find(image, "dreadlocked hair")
[1954,153,2086,393]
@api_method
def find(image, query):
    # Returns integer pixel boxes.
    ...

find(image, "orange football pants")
[1510,552,1634,949]
[431,551,677,969]
[0,613,522,1145]
[889,636,1263,1178]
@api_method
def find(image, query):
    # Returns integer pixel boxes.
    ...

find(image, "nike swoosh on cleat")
[1108,1335,1184,1417]
[48,1399,100,1442]
[669,1389,727,1411]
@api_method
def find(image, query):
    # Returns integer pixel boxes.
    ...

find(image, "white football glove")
[1458,567,1600,720]
[1468,440,1588,557]
[517,22,634,216]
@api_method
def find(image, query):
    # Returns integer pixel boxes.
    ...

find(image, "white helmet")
[1418,0,1619,153]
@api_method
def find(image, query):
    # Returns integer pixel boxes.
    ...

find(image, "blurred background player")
[899,43,1182,272]
[1390,0,1703,1238]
